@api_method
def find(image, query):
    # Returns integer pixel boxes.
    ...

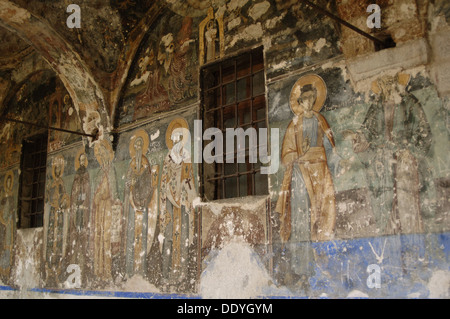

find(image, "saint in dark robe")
[67,150,91,286]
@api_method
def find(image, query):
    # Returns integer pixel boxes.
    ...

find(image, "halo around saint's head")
[129,129,150,158]
[94,139,114,167]
[166,117,190,150]
[289,74,327,115]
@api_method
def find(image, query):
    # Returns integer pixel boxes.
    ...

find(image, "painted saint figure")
[44,156,70,284]
[159,117,197,291]
[0,171,15,280]
[275,74,341,288]
[343,73,432,235]
[199,7,224,65]
[123,130,154,277]
[92,140,122,284]
[67,148,91,286]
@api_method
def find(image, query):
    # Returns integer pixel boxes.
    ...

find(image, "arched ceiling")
[0,0,170,142]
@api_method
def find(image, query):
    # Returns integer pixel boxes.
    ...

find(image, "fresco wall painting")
[0,1,448,298]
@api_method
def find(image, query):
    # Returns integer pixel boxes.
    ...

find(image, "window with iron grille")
[200,47,269,200]
[18,132,48,228]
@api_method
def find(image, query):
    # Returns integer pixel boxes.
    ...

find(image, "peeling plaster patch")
[427,270,450,298]
[13,229,42,290]
[349,65,428,102]
[150,129,160,141]
[227,0,249,12]
[228,23,264,48]
[399,3,417,20]
[262,36,272,50]
[249,1,270,21]
[408,292,421,298]
[200,239,274,299]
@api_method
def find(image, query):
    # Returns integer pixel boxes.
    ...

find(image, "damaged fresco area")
[266,61,449,296]
[114,111,200,293]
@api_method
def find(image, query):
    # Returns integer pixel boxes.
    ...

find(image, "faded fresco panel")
[119,10,199,125]
[0,170,17,283]
[267,65,450,291]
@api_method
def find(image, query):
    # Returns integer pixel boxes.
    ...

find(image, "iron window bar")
[1,117,98,139]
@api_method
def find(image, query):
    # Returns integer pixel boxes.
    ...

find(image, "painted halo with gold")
[289,74,327,115]
[74,147,88,171]
[129,129,150,158]
[165,117,190,150]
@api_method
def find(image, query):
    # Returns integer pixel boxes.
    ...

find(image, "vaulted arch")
[0,0,109,142]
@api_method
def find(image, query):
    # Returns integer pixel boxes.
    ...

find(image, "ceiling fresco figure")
[275,74,342,290]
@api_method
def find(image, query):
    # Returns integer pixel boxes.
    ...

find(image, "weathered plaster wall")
[0,0,449,299]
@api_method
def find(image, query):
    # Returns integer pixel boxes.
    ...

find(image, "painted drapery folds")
[275,74,341,289]
[43,155,69,286]
[120,11,198,124]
